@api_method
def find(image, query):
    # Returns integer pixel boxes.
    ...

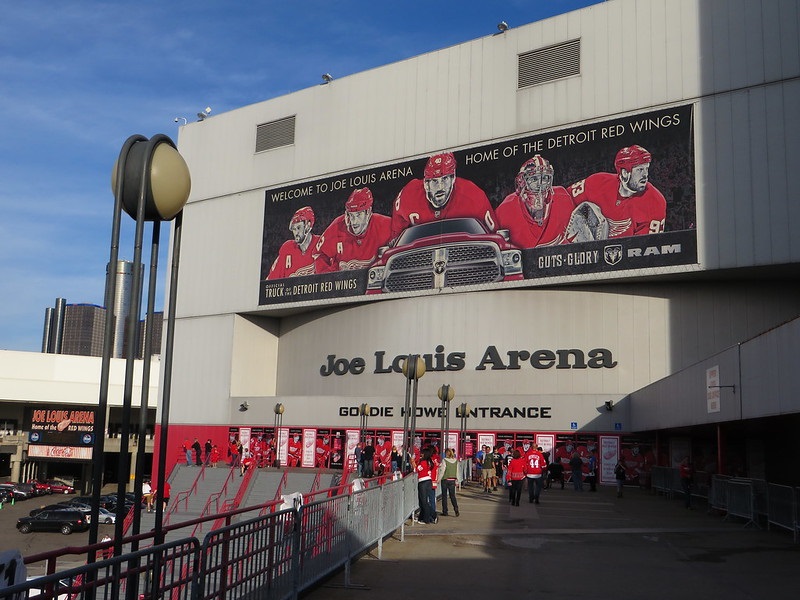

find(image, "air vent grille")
[518,39,580,89]
[255,116,296,152]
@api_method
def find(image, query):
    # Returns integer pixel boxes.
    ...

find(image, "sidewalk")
[303,480,797,599]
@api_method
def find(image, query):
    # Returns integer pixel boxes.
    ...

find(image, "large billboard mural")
[260,104,696,305]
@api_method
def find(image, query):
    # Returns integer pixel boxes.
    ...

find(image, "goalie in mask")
[496,155,578,248]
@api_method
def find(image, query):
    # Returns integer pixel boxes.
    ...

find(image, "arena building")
[155,0,800,486]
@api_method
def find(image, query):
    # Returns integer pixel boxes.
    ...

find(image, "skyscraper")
[42,260,162,358]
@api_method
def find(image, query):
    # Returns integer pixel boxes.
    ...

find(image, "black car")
[16,509,89,535]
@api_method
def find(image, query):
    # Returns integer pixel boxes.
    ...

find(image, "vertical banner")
[446,432,459,455]
[477,433,496,451]
[706,365,722,413]
[599,435,620,485]
[276,427,289,466]
[536,433,555,456]
[239,427,251,453]
[346,429,360,469]
[302,428,317,467]
[391,430,404,463]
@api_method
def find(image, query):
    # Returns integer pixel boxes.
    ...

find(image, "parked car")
[12,482,41,498]
[16,509,89,535]
[44,480,76,494]
[27,479,52,495]
[97,507,116,524]
[366,218,523,294]
[99,493,135,512]
[0,483,30,500]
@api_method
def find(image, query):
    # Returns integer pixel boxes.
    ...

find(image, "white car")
[97,507,117,524]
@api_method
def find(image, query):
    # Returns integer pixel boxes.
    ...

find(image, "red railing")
[164,464,208,524]
[209,465,256,532]
[188,467,237,538]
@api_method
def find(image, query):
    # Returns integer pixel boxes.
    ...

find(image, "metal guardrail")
[650,467,799,541]
[1,474,420,600]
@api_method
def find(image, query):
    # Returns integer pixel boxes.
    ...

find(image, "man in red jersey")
[496,155,575,247]
[315,187,391,272]
[390,152,497,239]
[266,206,319,279]
[524,445,547,504]
[567,144,666,238]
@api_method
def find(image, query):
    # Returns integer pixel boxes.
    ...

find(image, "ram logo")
[603,245,623,265]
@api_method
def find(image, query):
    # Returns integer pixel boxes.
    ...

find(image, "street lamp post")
[400,355,426,471]
[457,402,470,459]
[92,134,190,598]
[359,403,370,444]
[273,403,284,467]
[438,384,455,453]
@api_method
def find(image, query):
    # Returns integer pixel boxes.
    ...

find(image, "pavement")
[302,480,798,600]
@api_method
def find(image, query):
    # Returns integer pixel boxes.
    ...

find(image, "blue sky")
[0,0,600,352]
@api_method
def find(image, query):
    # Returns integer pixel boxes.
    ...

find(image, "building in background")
[41,260,163,359]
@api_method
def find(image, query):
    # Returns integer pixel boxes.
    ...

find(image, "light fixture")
[98,134,190,568]
[321,73,333,84]
[400,355,426,472]
[604,400,614,412]
[438,385,455,453]
[497,21,509,33]
[196,106,211,121]
[273,403,285,468]
[239,401,250,412]
[173,117,187,125]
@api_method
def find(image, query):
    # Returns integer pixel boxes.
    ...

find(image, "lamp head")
[111,134,191,222]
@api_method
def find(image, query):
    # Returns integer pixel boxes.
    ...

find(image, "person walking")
[192,438,203,466]
[507,449,526,506]
[204,439,213,465]
[182,439,192,465]
[525,445,547,504]
[440,448,460,517]
[587,451,598,492]
[142,480,153,512]
[569,451,584,491]
[679,456,693,509]
[361,440,375,478]
[482,446,495,493]
[414,447,436,524]
[614,457,626,498]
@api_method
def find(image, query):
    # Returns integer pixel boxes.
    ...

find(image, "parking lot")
[0,487,117,575]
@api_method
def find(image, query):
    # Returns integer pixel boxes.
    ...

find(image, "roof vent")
[256,115,296,152]
[518,39,580,89]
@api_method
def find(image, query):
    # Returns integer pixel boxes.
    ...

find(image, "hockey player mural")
[260,104,696,305]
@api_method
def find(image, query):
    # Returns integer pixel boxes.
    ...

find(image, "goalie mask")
[344,187,374,236]
[516,155,554,223]
[423,152,457,210]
